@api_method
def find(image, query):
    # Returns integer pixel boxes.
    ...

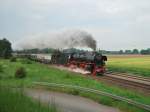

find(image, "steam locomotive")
[51,50,107,75]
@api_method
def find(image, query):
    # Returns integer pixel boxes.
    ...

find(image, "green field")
[0,58,150,112]
[107,55,150,77]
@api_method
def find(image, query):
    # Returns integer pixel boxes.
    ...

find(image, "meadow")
[107,55,150,77]
[0,58,149,112]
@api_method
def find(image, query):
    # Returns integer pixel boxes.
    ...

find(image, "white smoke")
[15,29,97,50]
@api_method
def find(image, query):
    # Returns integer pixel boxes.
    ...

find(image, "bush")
[10,57,17,62]
[15,67,26,78]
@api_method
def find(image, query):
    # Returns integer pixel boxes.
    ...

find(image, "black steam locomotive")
[51,50,107,75]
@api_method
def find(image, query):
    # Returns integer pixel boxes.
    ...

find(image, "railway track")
[105,71,150,82]
[52,65,150,95]
[99,71,150,95]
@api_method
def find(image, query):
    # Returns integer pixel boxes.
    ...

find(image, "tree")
[0,38,12,58]
[140,49,147,54]
[140,48,150,55]
[125,50,132,54]
[119,50,124,54]
[132,49,139,54]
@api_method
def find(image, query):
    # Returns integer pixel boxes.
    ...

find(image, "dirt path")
[26,89,120,112]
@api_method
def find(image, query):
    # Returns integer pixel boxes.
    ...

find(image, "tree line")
[16,48,150,55]
[101,48,150,55]
[14,48,55,54]
[0,38,150,56]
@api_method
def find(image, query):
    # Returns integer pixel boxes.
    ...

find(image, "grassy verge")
[0,58,150,112]
[107,55,150,77]
[0,86,57,112]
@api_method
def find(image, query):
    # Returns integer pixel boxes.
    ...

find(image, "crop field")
[0,58,150,112]
[107,55,150,77]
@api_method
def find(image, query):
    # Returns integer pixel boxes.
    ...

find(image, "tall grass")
[0,87,58,112]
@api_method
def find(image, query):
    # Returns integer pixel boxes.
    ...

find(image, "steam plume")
[15,29,97,50]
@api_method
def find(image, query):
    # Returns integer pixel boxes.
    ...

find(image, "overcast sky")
[0,0,150,50]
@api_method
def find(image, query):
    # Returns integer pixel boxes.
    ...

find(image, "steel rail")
[104,71,150,85]
[103,75,150,86]
[100,76,150,90]
[105,71,150,81]
[33,81,150,111]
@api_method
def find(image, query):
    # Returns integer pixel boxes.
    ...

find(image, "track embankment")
[100,71,150,95]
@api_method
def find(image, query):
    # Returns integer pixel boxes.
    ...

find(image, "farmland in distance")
[107,55,150,77]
